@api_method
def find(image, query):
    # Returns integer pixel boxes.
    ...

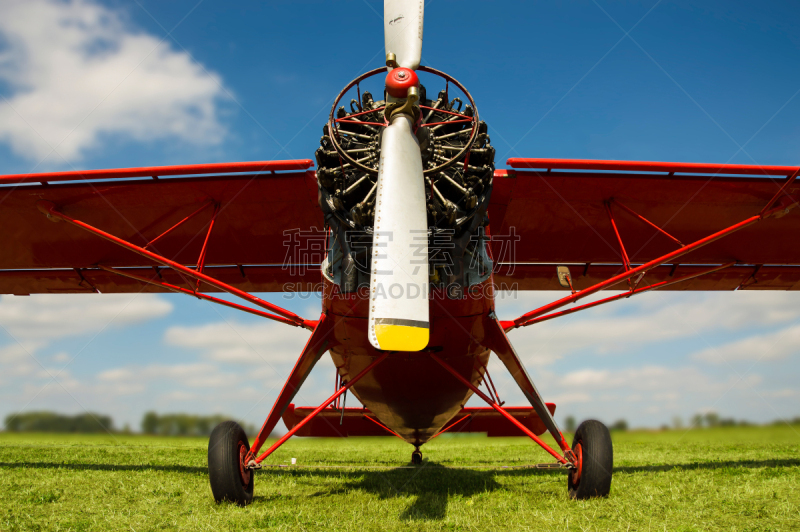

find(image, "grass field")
[1,425,798,531]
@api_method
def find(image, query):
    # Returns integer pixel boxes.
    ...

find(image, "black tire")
[208,421,254,506]
[411,450,423,465]
[568,420,613,500]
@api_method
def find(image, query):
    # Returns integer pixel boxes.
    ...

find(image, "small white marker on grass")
[291,458,296,465]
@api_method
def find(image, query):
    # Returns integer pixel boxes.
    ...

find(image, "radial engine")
[316,67,496,296]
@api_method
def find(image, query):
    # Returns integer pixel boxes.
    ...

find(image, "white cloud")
[0,0,228,162]
[0,293,171,397]
[496,291,800,363]
[527,364,769,424]
[692,323,800,363]
[558,365,739,395]
[51,352,71,363]
[762,388,800,399]
[546,392,592,405]
[160,390,200,402]
[164,320,311,365]
[0,342,43,380]
[98,362,233,391]
[0,293,172,340]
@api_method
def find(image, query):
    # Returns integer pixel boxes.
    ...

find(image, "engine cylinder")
[318,68,495,293]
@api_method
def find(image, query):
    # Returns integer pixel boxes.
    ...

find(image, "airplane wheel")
[567,420,613,500]
[208,421,254,506]
[411,450,423,465]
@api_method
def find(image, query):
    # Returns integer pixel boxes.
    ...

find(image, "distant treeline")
[686,412,765,429]
[141,412,255,437]
[561,413,800,432]
[4,412,114,433]
[7,410,799,435]
[3,411,255,436]
[564,416,629,432]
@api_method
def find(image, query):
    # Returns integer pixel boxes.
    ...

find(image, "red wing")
[0,160,324,295]
[489,158,800,291]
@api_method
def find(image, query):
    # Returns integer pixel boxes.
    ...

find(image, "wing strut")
[37,201,312,329]
[431,352,572,466]
[507,199,796,330]
[479,317,572,455]
[250,351,389,466]
[98,265,302,327]
[511,262,735,328]
[247,314,335,460]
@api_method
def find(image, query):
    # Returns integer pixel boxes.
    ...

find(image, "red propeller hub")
[385,67,419,98]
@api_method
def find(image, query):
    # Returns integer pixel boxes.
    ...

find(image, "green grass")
[1,426,798,531]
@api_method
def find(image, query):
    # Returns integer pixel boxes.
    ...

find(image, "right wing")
[489,159,800,291]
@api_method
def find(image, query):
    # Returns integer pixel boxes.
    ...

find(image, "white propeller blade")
[368,113,429,351]
[384,0,424,70]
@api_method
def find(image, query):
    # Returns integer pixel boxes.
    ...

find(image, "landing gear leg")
[411,446,423,465]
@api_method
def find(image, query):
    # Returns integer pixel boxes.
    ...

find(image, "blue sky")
[1,0,800,433]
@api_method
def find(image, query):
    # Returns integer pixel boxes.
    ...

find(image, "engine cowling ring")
[317,66,495,235]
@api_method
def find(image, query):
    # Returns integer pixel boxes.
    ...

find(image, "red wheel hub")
[385,67,419,98]
[238,441,251,485]
[571,442,583,485]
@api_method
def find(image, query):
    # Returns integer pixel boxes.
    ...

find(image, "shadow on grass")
[616,458,800,474]
[256,457,800,520]
[4,457,798,520]
[267,461,523,521]
[0,462,207,475]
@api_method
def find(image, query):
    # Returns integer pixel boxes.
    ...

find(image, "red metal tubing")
[335,121,386,127]
[430,354,569,464]
[194,204,220,285]
[483,365,502,406]
[420,119,473,128]
[761,167,800,215]
[39,201,307,327]
[334,106,386,121]
[479,363,498,405]
[363,415,405,440]
[516,262,736,328]
[248,315,330,456]
[507,158,800,176]
[327,64,480,177]
[604,202,631,271]
[418,105,472,119]
[430,414,471,440]
[254,353,389,464]
[511,211,775,328]
[0,160,314,185]
[97,265,302,328]
[612,199,684,247]
[143,200,214,250]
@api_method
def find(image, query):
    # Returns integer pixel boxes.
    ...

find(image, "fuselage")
[322,274,496,446]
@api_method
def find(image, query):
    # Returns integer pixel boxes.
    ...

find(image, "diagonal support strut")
[430,353,571,465]
[480,316,572,456]
[37,200,308,328]
[252,352,389,465]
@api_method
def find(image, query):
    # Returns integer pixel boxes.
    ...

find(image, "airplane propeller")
[384,0,423,70]
[368,0,429,352]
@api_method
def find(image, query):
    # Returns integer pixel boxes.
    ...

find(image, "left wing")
[0,160,324,295]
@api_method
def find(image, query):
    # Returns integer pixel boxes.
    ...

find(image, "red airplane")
[1,1,798,506]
